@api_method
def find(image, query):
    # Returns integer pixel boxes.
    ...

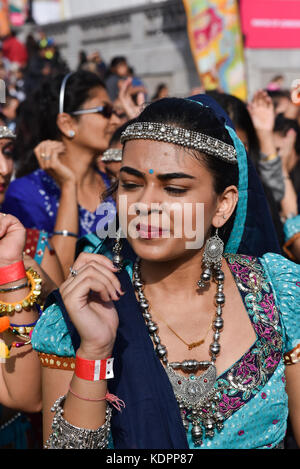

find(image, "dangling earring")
[112,227,123,271]
[197,228,224,288]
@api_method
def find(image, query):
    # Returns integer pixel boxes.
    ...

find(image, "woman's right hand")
[34,140,76,187]
[60,252,123,359]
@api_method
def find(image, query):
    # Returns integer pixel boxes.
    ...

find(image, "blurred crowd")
[0,29,298,449]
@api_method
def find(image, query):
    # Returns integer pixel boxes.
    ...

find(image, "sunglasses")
[71,103,118,119]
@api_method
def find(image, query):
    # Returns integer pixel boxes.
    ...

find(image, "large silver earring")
[198,228,224,288]
[112,228,123,271]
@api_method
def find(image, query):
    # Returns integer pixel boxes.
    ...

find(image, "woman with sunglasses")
[2,71,121,278]
[31,96,299,449]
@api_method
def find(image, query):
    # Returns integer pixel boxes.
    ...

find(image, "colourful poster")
[0,0,10,36]
[183,0,247,101]
[9,0,28,27]
[240,0,300,49]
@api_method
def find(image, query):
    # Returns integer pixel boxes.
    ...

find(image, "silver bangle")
[44,395,112,449]
[52,230,78,238]
[0,280,29,293]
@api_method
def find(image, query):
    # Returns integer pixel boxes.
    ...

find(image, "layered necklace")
[133,257,226,446]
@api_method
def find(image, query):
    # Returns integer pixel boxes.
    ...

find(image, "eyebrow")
[120,166,195,180]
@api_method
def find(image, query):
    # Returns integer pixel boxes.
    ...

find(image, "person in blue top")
[31,96,299,449]
[2,70,119,278]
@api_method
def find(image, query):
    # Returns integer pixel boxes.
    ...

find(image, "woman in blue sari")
[31,96,299,449]
[2,71,119,277]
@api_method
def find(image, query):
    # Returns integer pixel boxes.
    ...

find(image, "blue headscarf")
[188,94,281,256]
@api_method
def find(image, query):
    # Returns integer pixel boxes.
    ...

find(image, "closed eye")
[120,182,142,190]
[164,186,188,195]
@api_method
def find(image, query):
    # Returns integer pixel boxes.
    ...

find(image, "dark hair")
[110,56,127,69]
[109,119,137,146]
[274,113,300,192]
[15,70,106,177]
[205,90,260,167]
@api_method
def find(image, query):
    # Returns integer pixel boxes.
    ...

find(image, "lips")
[136,223,168,239]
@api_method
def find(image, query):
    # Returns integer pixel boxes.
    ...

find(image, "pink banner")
[240,0,300,48]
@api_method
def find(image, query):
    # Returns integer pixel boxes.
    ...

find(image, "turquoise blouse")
[32,245,300,450]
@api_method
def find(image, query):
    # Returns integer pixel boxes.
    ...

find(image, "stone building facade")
[25,0,300,100]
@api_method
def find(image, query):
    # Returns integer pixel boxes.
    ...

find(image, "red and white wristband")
[75,354,114,381]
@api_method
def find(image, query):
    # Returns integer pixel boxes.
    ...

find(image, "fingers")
[0,213,25,238]
[71,252,118,274]
[34,140,66,170]
[61,252,124,303]
[61,264,121,304]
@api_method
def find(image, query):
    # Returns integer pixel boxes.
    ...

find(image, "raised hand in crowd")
[117,77,146,120]
[248,89,277,157]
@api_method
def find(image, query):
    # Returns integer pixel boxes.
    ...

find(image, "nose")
[0,153,12,178]
[110,111,121,126]
[134,182,164,214]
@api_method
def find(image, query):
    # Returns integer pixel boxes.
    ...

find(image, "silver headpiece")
[120,122,237,164]
[101,148,123,162]
[0,126,16,140]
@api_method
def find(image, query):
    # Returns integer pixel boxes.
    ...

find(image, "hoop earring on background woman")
[112,227,123,271]
[197,228,224,288]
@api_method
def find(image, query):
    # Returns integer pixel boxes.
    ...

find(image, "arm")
[34,141,79,279]
[285,363,300,446]
[42,252,122,448]
[0,214,41,411]
[51,182,79,279]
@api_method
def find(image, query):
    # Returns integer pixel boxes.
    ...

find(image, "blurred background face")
[117,139,219,263]
[70,87,121,153]
[0,138,14,204]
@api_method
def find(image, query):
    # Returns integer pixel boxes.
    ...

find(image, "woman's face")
[0,138,14,204]
[71,87,121,153]
[117,139,238,263]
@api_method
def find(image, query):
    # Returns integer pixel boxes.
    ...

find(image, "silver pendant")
[166,364,224,446]
[166,364,217,407]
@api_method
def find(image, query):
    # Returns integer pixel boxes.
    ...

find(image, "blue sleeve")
[31,303,75,357]
[283,215,300,242]
[2,178,49,230]
[260,253,300,353]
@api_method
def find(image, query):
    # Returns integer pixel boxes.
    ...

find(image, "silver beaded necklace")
[133,257,226,446]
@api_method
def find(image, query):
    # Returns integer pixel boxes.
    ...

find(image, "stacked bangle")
[0,280,29,293]
[0,267,42,315]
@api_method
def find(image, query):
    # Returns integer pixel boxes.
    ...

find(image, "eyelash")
[120,182,188,195]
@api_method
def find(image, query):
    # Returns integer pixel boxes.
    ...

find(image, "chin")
[129,237,184,263]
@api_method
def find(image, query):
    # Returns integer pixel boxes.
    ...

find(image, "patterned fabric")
[32,251,300,449]
[284,215,300,242]
[24,229,52,265]
[2,169,116,238]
